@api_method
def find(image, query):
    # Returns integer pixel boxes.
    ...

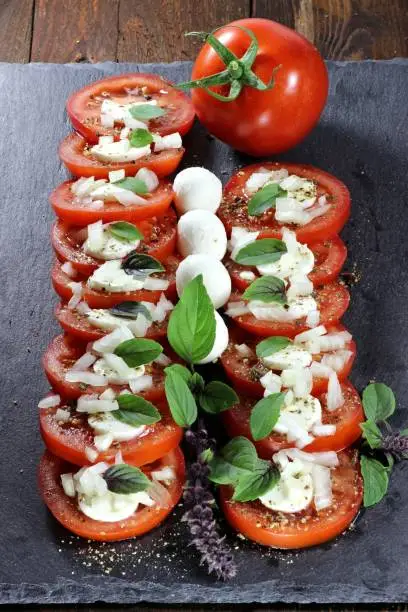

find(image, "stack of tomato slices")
[39,74,194,542]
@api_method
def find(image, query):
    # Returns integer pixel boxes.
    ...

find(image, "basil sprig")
[114,177,148,194]
[109,221,143,243]
[242,276,287,305]
[113,394,161,426]
[360,382,408,507]
[249,393,286,440]
[256,336,291,359]
[129,128,154,148]
[248,183,287,216]
[109,301,152,321]
[207,436,280,502]
[122,253,165,279]
[234,238,287,266]
[129,104,166,121]
[103,464,150,494]
[114,338,163,367]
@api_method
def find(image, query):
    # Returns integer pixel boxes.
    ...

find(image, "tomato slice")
[51,255,179,309]
[227,282,350,338]
[50,177,174,226]
[226,235,347,292]
[52,208,177,276]
[55,302,169,343]
[39,394,182,467]
[223,380,363,455]
[59,133,184,179]
[220,324,356,397]
[39,447,185,541]
[43,334,169,402]
[219,449,362,549]
[66,73,195,144]
[219,163,351,244]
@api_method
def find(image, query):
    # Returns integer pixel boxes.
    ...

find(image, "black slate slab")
[0,59,408,605]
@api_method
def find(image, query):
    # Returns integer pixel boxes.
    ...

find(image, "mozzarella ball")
[197,311,229,364]
[177,210,227,260]
[173,167,222,214]
[176,254,231,309]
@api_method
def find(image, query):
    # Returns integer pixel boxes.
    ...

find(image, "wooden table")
[2,1,408,610]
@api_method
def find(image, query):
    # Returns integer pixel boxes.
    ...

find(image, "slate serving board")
[0,59,408,606]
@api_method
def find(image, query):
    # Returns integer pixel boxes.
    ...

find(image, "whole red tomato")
[183,18,328,156]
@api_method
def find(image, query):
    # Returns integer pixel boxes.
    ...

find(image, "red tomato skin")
[226,235,347,292]
[220,162,351,244]
[59,132,184,179]
[219,450,362,549]
[191,19,328,156]
[51,209,177,275]
[39,447,185,541]
[66,73,195,143]
[55,302,169,342]
[39,398,183,467]
[223,380,364,455]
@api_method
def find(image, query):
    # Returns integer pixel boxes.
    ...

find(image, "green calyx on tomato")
[178,27,280,102]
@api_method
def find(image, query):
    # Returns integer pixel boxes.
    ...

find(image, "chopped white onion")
[129,375,153,393]
[70,352,97,372]
[55,408,71,423]
[109,169,125,183]
[327,371,344,412]
[152,294,174,323]
[92,326,134,354]
[235,343,252,358]
[312,464,333,510]
[65,371,108,386]
[38,394,61,409]
[321,350,353,372]
[306,309,320,328]
[154,353,171,366]
[310,361,333,379]
[143,277,169,291]
[94,433,114,452]
[225,301,250,317]
[312,423,337,437]
[67,281,83,310]
[294,325,327,345]
[147,480,171,508]
[60,473,76,498]
[76,396,118,413]
[280,448,339,468]
[151,466,176,482]
[115,450,124,465]
[61,262,77,278]
[84,446,99,463]
[99,387,116,400]
[76,301,91,315]
[89,200,104,210]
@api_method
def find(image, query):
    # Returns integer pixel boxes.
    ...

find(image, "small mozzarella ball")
[176,254,231,309]
[173,167,222,214]
[177,210,227,260]
[197,311,229,364]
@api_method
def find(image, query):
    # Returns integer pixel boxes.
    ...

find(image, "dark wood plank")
[0,0,34,62]
[252,0,408,60]
[117,0,250,63]
[31,0,120,63]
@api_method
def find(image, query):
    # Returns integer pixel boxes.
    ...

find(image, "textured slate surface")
[0,59,408,605]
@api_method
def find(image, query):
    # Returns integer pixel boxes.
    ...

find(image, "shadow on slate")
[0,59,407,605]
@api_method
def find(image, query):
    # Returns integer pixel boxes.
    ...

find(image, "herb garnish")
[114,177,149,194]
[122,252,165,278]
[114,337,163,367]
[248,183,287,216]
[234,238,287,266]
[256,336,291,359]
[242,275,287,304]
[129,104,166,121]
[109,301,152,321]
[108,221,143,243]
[113,394,161,426]
[129,128,154,148]
[103,464,150,494]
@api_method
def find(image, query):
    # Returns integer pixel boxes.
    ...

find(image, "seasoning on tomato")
[178,19,328,156]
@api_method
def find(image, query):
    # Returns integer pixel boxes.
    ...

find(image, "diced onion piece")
[154,353,171,366]
[312,423,337,437]
[321,350,353,372]
[94,433,114,452]
[147,480,171,508]
[60,473,76,497]
[235,343,252,358]
[67,281,83,310]
[151,466,176,482]
[135,168,159,192]
[99,388,116,400]
[99,135,114,145]
[76,396,118,413]
[225,301,250,317]
[327,372,344,412]
[143,277,169,291]
[109,169,125,183]
[312,464,333,510]
[84,446,99,463]
[92,326,134,354]
[230,227,260,260]
[70,352,97,372]
[310,361,333,379]
[260,371,282,394]
[55,408,71,423]
[151,294,174,323]
[277,413,314,448]
[65,370,108,386]
[282,448,339,468]
[76,301,91,315]
[129,375,153,393]
[115,450,124,465]
[89,200,104,210]
[153,132,182,151]
[239,271,256,281]
[294,325,327,345]
[61,262,77,278]
[38,394,61,409]
[306,309,320,328]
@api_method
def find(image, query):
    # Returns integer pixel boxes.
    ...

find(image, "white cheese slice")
[87,260,145,293]
[88,412,146,442]
[248,295,317,322]
[83,222,141,260]
[91,138,151,163]
[259,457,313,513]
[262,344,312,370]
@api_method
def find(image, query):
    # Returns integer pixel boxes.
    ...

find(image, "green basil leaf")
[248,183,287,216]
[360,420,383,449]
[129,104,166,121]
[164,364,192,385]
[201,448,214,463]
[109,301,152,321]
[114,177,149,194]
[199,381,238,415]
[113,394,161,426]
[242,276,287,304]
[108,221,143,243]
[235,238,287,266]
[362,383,396,422]
[249,393,285,440]
[256,336,291,359]
[189,372,205,394]
[167,275,216,364]
[114,338,163,367]
[103,464,150,494]
[129,128,153,148]
[122,252,165,279]
[361,455,389,507]
[208,436,258,485]
[164,369,197,427]
[232,462,280,502]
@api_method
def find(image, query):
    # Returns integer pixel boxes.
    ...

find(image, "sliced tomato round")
[219,163,351,244]
[219,449,362,549]
[225,235,347,292]
[220,324,356,397]
[43,334,168,402]
[51,255,179,309]
[50,177,174,226]
[223,380,363,455]
[39,447,185,541]
[39,394,182,467]
[227,282,350,338]
[55,302,169,343]
[59,133,184,179]
[66,73,195,143]
[52,208,177,276]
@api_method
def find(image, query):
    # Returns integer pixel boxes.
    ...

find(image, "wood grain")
[117,0,249,62]
[31,0,120,62]
[0,0,34,62]
[252,0,408,59]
